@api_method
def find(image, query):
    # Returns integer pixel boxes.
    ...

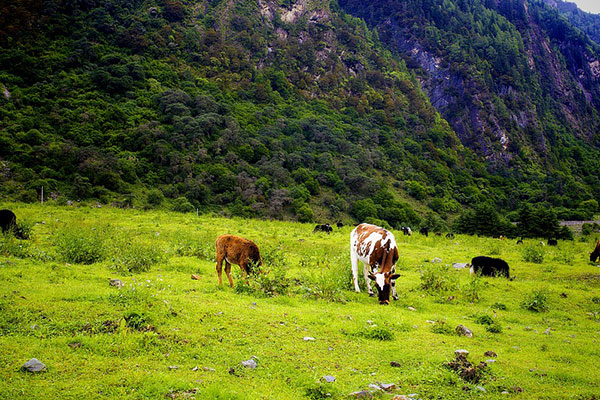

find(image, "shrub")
[420,264,457,294]
[552,249,574,265]
[475,315,494,325]
[486,324,502,333]
[462,275,484,302]
[491,302,507,310]
[522,289,549,312]
[234,260,290,297]
[0,234,30,258]
[522,245,544,264]
[55,227,106,264]
[146,189,164,206]
[431,319,453,335]
[172,196,195,213]
[358,326,394,341]
[109,240,165,273]
[123,311,153,330]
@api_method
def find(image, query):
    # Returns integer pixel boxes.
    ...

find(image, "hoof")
[392,296,398,301]
[369,293,375,297]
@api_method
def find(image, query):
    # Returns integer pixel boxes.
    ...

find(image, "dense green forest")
[1,0,599,231]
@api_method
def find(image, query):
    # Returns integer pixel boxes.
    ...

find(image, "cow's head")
[368,271,400,305]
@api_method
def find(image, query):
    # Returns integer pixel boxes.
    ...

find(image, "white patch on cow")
[374,273,385,291]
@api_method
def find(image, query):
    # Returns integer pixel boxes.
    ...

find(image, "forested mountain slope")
[340,0,600,207]
[543,0,600,44]
[1,0,599,226]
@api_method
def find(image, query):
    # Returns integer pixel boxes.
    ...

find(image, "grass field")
[1,203,600,399]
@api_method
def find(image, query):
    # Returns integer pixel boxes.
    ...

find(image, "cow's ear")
[368,273,376,281]
[390,274,400,280]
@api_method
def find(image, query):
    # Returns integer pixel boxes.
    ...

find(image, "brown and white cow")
[215,234,262,287]
[351,223,400,305]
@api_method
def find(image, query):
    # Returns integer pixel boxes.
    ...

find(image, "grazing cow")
[313,223,333,234]
[0,209,27,239]
[215,235,262,287]
[548,239,557,246]
[470,256,510,278]
[590,240,600,262]
[336,221,344,228]
[401,226,412,236]
[516,238,523,245]
[419,227,429,237]
[351,223,400,305]
[446,233,455,239]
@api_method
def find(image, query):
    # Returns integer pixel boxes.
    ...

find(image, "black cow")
[419,227,429,237]
[548,239,557,246]
[446,233,455,239]
[313,223,333,234]
[336,222,344,228]
[470,256,510,278]
[401,226,412,236]
[590,240,600,262]
[516,238,523,245]
[0,209,27,239]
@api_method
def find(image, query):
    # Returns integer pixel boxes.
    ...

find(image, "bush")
[55,227,106,264]
[462,275,484,302]
[431,319,453,335]
[357,326,394,341]
[485,324,502,333]
[146,189,164,206]
[172,196,195,213]
[420,264,457,294]
[522,289,549,312]
[522,245,544,264]
[109,240,165,273]
[475,315,494,325]
[491,302,507,310]
[0,234,30,258]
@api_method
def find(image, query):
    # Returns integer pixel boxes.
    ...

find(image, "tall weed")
[522,289,550,312]
[522,245,544,264]
[55,227,106,264]
[420,264,458,295]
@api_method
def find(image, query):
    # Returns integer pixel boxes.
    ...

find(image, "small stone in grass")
[455,349,469,357]
[303,336,316,341]
[109,279,124,288]
[323,375,336,383]
[241,359,257,369]
[456,324,473,337]
[390,361,402,368]
[168,365,179,370]
[380,383,396,391]
[22,358,46,373]
[407,307,416,311]
[349,391,373,398]
[484,351,497,357]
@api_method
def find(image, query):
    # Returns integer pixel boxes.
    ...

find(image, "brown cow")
[215,235,262,287]
[350,223,400,305]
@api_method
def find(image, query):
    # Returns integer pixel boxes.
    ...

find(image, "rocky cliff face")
[339,0,600,165]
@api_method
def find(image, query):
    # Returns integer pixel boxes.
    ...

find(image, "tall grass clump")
[522,289,550,312]
[0,234,30,258]
[522,245,544,264]
[461,275,485,303]
[234,258,290,297]
[54,227,106,264]
[298,255,348,302]
[420,264,458,295]
[108,239,165,273]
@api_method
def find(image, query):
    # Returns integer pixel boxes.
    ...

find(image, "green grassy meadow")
[1,204,600,399]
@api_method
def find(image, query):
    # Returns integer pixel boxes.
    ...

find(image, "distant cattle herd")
[3,208,598,305]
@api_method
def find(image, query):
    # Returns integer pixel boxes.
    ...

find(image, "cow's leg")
[224,261,234,287]
[239,261,250,285]
[215,256,224,285]
[363,263,374,296]
[351,249,361,292]
[391,280,398,300]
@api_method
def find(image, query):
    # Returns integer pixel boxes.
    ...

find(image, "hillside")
[1,204,600,398]
[543,0,600,44]
[339,0,600,208]
[1,0,600,226]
